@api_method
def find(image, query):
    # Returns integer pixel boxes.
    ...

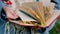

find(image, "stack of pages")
[11,2,60,28]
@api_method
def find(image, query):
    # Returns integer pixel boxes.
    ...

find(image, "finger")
[3,6,19,19]
[6,11,18,19]
[51,3,55,9]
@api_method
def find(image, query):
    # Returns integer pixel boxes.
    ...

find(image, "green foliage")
[50,17,60,34]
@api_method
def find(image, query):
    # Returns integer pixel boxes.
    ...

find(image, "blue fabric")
[0,19,6,34]
[0,0,6,11]
[0,0,6,34]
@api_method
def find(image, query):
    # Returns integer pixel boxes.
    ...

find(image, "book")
[9,10,60,28]
[10,2,60,28]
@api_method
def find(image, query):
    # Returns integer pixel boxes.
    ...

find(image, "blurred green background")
[49,17,60,34]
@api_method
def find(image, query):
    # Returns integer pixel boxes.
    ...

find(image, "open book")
[10,2,60,28]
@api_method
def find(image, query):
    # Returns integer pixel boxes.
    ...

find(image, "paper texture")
[14,10,60,28]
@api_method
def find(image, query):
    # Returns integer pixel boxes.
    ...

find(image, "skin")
[3,6,18,19]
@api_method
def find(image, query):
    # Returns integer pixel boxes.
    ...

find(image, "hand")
[3,6,18,19]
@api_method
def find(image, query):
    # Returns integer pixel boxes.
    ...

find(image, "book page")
[42,10,60,27]
[15,10,36,21]
[10,10,60,28]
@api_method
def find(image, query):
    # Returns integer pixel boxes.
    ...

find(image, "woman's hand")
[3,6,18,19]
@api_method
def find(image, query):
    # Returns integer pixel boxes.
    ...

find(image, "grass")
[49,17,60,34]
